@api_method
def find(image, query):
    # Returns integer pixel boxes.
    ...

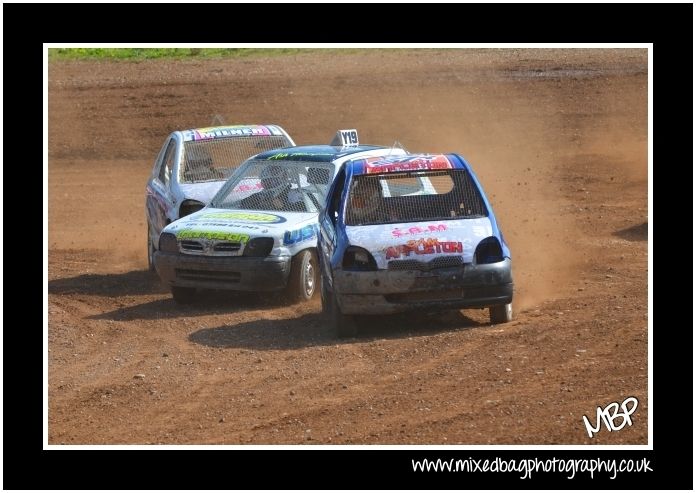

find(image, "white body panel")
[163,208,319,256]
[345,217,493,269]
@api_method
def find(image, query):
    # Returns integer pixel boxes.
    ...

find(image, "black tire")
[171,286,196,304]
[147,224,156,273]
[320,275,331,315]
[321,278,356,338]
[489,303,513,324]
[332,292,357,338]
[286,250,317,302]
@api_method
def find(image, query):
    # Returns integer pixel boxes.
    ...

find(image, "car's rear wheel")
[286,250,317,302]
[489,303,513,324]
[171,286,196,304]
[321,278,356,338]
[147,224,156,272]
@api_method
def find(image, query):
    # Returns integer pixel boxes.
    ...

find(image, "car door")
[146,136,178,236]
[318,167,347,288]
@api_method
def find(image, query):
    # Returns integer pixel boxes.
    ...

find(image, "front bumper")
[154,251,291,291]
[333,258,513,315]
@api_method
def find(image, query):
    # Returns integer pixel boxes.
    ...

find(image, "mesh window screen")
[345,170,488,226]
[212,160,335,213]
[181,136,291,184]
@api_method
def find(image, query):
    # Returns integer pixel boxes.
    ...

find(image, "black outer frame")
[12,2,691,490]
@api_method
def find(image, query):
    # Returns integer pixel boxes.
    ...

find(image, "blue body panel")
[448,154,511,259]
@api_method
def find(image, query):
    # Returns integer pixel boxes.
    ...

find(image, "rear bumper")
[333,258,513,315]
[154,251,291,291]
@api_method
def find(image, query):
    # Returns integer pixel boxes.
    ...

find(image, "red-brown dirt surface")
[48,49,648,445]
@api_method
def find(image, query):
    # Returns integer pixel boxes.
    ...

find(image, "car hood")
[163,207,318,245]
[345,217,494,269]
[179,181,227,204]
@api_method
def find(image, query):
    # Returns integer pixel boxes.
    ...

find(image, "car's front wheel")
[286,250,317,302]
[171,286,196,304]
[489,303,513,324]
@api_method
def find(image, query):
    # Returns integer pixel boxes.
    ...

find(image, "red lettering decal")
[385,247,400,260]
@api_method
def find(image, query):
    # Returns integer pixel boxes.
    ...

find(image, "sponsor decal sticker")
[201,211,286,223]
[189,221,262,230]
[267,151,334,161]
[392,224,447,237]
[176,229,250,243]
[283,225,317,245]
[385,237,464,260]
[364,154,453,174]
[187,125,272,141]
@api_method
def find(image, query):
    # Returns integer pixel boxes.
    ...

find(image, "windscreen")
[345,170,488,226]
[180,135,291,184]
[210,160,335,213]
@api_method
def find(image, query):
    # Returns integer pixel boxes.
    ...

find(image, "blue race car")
[318,153,513,337]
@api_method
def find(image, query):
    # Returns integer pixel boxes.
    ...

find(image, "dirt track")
[47,49,649,444]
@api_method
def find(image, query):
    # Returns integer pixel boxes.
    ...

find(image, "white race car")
[145,124,295,270]
[153,130,408,304]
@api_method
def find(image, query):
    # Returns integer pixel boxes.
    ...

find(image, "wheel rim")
[304,260,315,297]
[506,303,513,320]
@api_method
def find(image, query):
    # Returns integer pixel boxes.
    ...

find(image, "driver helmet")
[350,178,382,215]
[259,165,290,196]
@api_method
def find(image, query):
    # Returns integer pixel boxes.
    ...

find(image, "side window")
[158,139,176,186]
[327,168,346,225]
